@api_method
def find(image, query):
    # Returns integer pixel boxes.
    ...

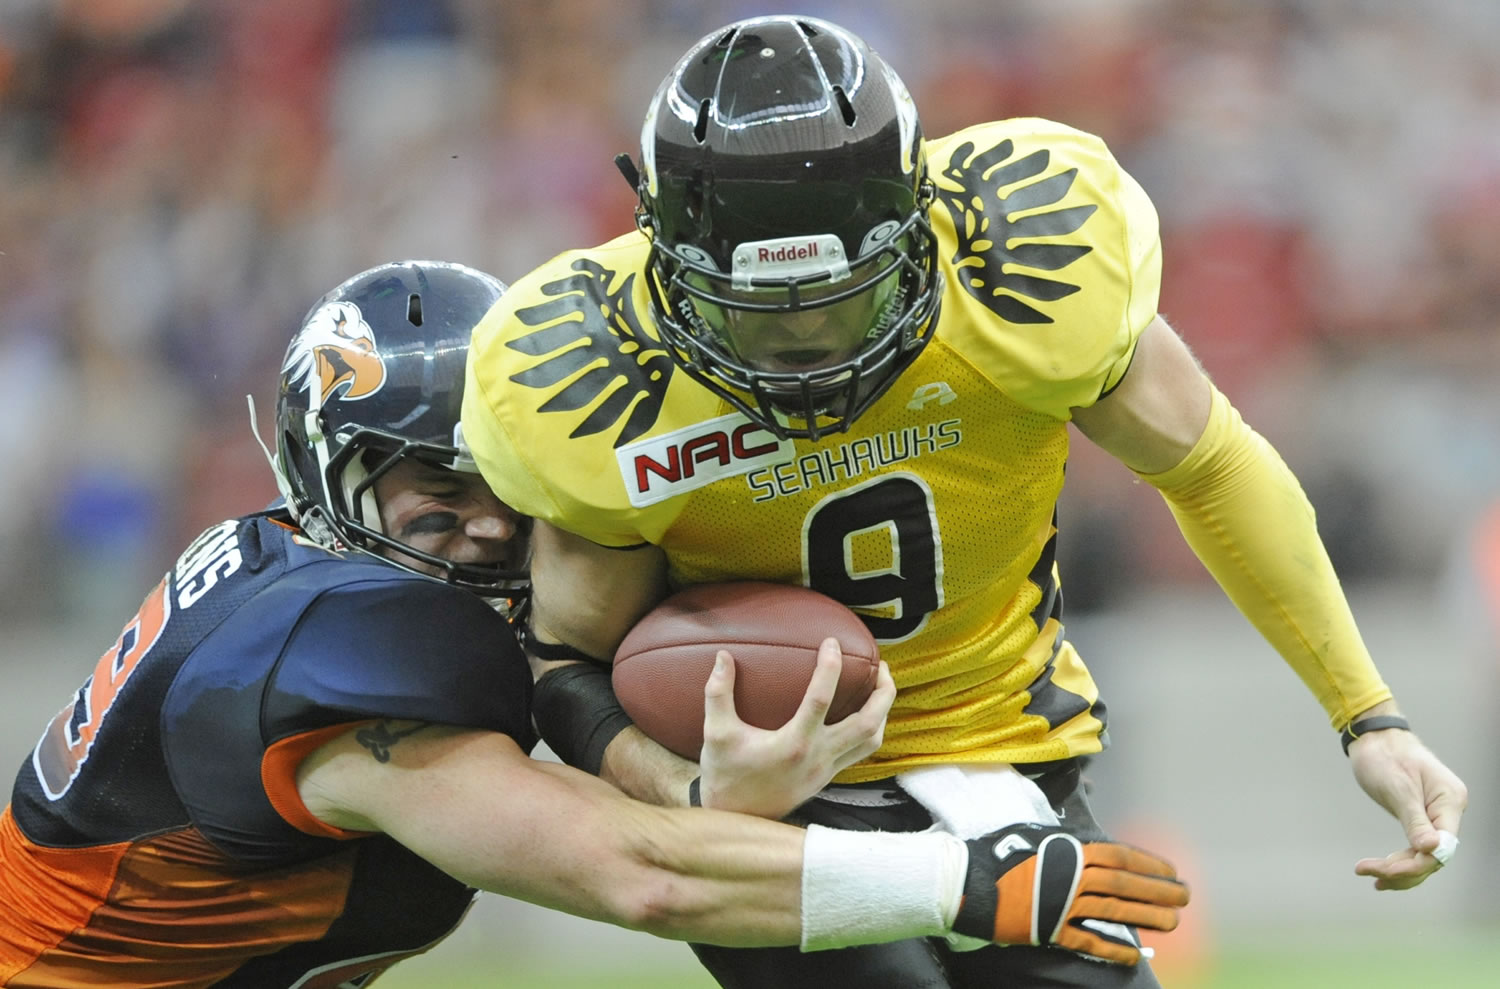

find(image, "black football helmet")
[273,260,529,601]
[629,15,943,440]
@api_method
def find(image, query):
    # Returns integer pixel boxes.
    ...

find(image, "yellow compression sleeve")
[1136,385,1392,728]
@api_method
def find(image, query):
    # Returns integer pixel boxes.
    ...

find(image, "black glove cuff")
[953,824,1059,940]
[952,835,1001,941]
[1340,715,1410,756]
[531,661,633,775]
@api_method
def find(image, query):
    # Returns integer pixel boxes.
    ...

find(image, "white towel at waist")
[896,764,1064,952]
[895,764,1059,838]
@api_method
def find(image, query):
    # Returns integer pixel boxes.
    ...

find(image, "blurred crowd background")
[1,0,1498,625]
[2,0,1498,983]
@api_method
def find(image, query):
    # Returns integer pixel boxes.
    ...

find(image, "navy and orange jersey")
[464,118,1161,780]
[0,509,535,988]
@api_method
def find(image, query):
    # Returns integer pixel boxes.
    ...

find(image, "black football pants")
[689,759,1163,989]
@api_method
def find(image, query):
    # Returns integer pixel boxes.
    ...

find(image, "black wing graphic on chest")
[504,259,674,448]
[935,139,1098,325]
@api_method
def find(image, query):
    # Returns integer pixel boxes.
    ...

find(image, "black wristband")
[531,661,634,775]
[688,777,702,807]
[522,629,603,664]
[1340,715,1410,756]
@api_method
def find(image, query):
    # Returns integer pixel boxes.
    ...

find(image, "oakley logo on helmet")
[859,220,902,258]
[676,244,718,271]
[616,412,794,507]
[732,234,850,290]
[283,301,387,406]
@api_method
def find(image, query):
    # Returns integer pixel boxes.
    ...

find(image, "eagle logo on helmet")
[935,139,1097,325]
[283,301,387,405]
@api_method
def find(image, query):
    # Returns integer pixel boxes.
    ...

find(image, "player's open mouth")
[764,349,837,370]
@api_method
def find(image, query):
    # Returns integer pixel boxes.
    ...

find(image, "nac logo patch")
[935,140,1097,324]
[506,259,674,448]
[283,301,387,404]
[617,413,793,507]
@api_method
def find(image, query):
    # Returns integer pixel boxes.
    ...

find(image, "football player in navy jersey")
[0,260,1189,987]
[460,15,1468,989]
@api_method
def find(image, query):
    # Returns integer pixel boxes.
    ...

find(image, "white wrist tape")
[800,824,968,952]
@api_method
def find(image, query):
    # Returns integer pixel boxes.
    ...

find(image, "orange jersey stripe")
[262,722,378,839]
[0,807,357,987]
[0,806,127,984]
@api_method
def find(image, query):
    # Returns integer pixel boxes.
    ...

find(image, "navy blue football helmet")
[629,15,943,440]
[274,260,529,601]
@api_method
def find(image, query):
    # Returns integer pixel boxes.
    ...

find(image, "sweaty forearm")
[1136,386,1392,727]
[365,730,1181,957]
[599,724,700,805]
[459,757,957,948]
[617,799,961,948]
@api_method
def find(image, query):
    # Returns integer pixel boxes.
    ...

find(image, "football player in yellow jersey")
[461,15,1466,989]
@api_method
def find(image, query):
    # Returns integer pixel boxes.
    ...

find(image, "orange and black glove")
[952,823,1189,965]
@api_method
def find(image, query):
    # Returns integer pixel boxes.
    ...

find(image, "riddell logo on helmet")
[734,234,850,288]
[616,413,794,507]
[757,241,820,264]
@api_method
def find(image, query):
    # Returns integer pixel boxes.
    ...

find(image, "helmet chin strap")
[246,394,338,545]
[244,393,381,544]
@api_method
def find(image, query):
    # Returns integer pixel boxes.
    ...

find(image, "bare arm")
[526,520,670,664]
[297,721,810,945]
[1068,314,1211,473]
[296,714,1188,959]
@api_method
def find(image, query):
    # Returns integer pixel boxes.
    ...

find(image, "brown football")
[612,582,881,760]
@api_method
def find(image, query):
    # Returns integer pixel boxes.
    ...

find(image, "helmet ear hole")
[692,98,711,143]
[832,86,856,126]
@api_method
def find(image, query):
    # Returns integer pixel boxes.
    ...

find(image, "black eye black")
[402,512,459,537]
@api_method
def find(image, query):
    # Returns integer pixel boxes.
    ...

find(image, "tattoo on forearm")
[354,721,430,763]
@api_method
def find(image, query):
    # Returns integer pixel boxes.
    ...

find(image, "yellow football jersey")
[464,118,1161,780]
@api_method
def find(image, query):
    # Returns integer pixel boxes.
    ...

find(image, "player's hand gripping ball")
[612,582,880,760]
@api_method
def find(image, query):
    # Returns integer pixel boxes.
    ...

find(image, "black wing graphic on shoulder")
[934,139,1097,325]
[504,259,674,448]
